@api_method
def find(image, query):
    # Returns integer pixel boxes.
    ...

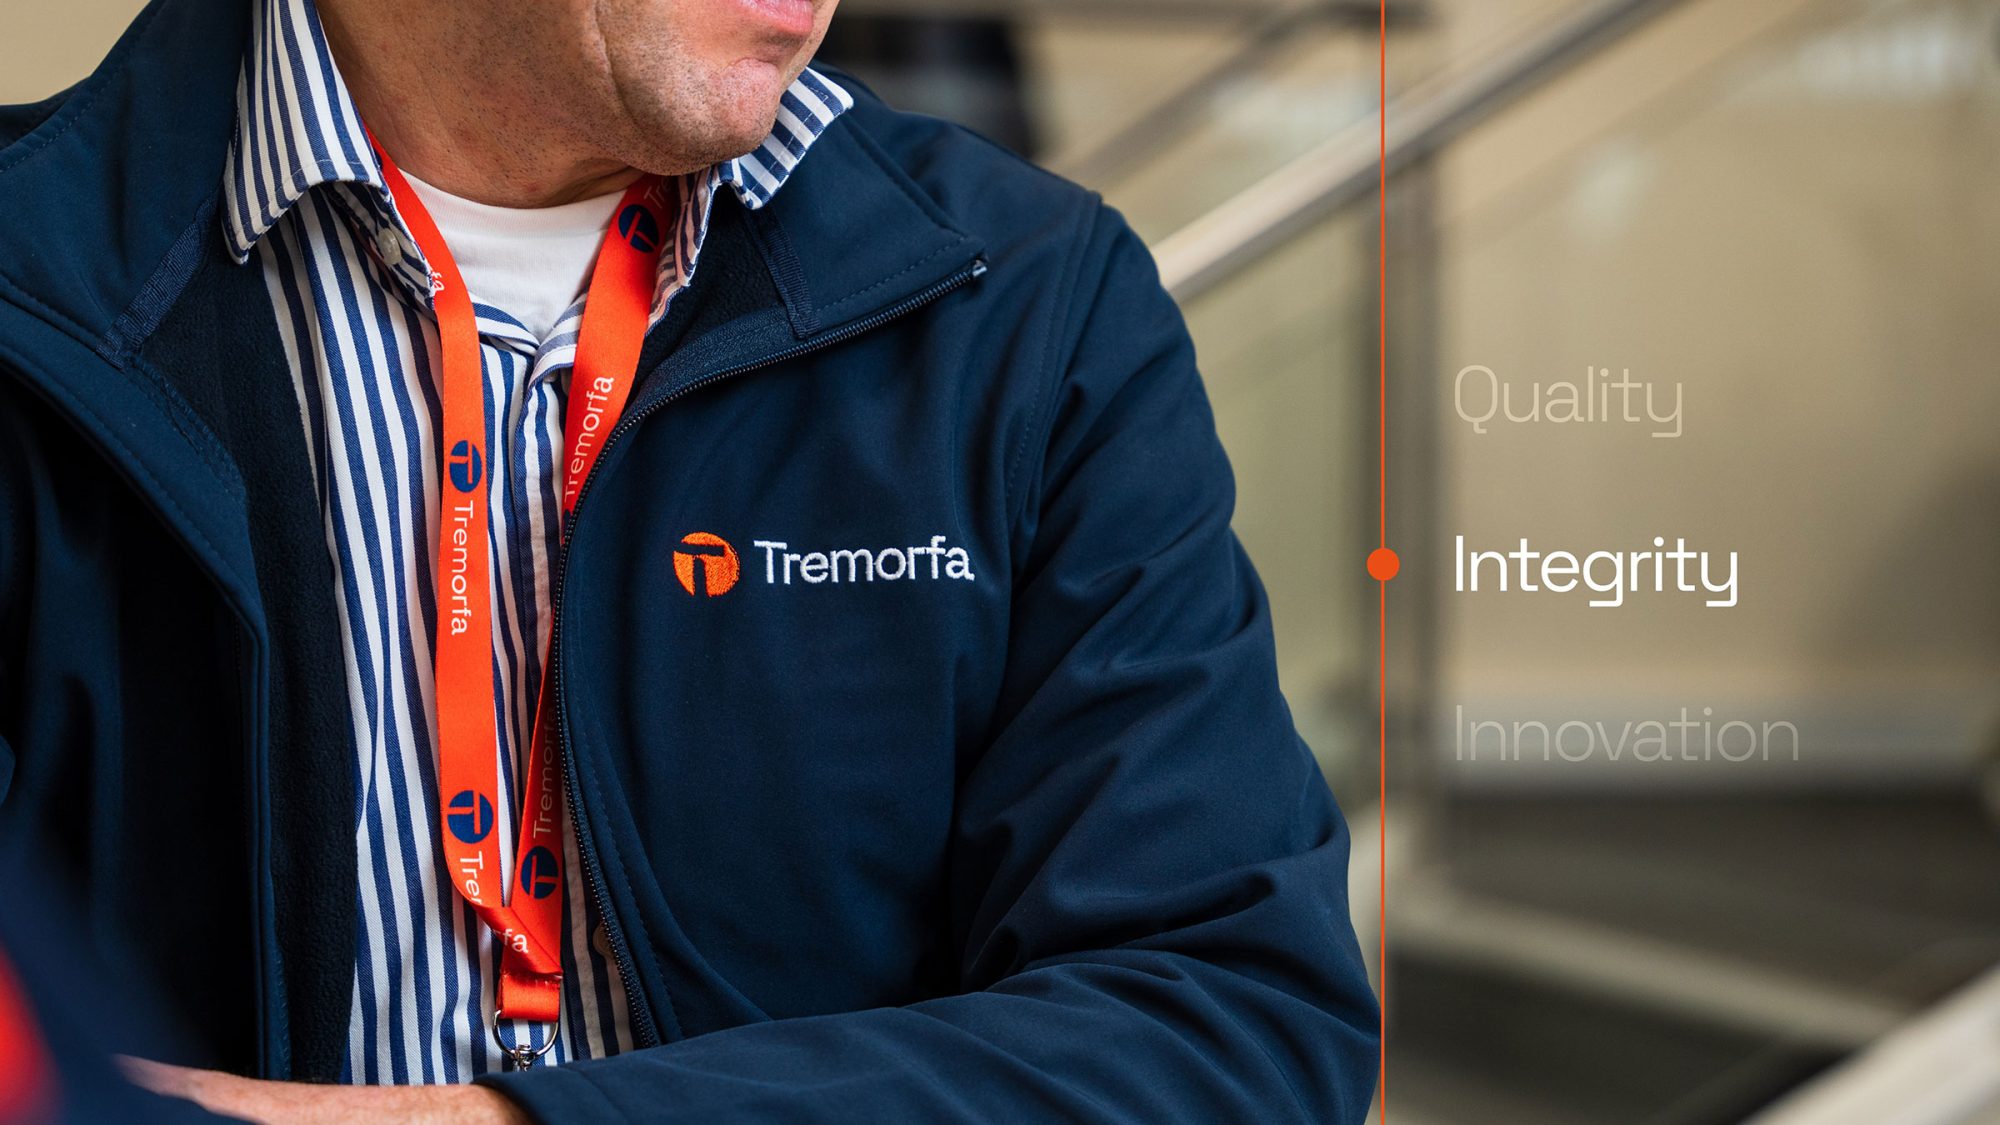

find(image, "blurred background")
[10,0,2000,1120]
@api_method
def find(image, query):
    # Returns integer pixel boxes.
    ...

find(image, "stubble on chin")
[613,59,802,174]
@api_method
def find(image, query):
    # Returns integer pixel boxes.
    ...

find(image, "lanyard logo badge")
[617,204,661,254]
[519,847,560,900]
[446,789,495,844]
[448,439,484,493]
[672,532,740,597]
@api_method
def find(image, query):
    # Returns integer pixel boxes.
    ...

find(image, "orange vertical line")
[1378,4,1389,552]
[1376,582,1388,1119]
[1375,1,1390,1121]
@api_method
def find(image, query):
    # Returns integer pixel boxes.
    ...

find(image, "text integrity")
[1455,534,1738,608]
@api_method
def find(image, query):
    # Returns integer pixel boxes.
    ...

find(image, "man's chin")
[721,53,800,102]
[707,58,802,143]
[616,64,794,173]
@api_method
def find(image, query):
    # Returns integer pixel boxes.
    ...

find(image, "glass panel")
[1437,0,2000,797]
[1403,0,2000,1117]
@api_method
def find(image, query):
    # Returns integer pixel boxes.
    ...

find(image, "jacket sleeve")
[480,205,1381,1123]
[0,384,25,812]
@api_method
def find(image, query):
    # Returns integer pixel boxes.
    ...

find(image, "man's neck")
[316,0,643,208]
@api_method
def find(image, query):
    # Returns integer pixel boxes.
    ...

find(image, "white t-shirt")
[402,170,627,342]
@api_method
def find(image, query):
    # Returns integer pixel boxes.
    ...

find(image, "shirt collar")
[221,0,852,264]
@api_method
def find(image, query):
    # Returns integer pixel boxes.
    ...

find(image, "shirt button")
[592,923,614,959]
[374,226,405,267]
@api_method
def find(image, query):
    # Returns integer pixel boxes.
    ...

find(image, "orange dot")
[1366,547,1401,582]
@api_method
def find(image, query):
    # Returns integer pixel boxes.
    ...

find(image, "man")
[0,0,1379,1119]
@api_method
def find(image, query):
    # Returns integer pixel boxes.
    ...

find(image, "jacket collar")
[0,0,250,349]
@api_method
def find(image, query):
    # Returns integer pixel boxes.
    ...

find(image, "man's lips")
[732,0,817,42]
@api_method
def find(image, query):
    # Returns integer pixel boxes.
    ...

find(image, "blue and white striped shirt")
[221,0,850,1082]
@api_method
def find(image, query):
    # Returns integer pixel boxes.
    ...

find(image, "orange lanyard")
[371,136,669,1051]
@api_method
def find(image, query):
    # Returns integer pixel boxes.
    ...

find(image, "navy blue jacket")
[0,0,1378,1119]
[0,858,232,1123]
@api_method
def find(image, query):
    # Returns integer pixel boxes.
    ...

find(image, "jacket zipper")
[550,257,987,1049]
[237,622,284,1077]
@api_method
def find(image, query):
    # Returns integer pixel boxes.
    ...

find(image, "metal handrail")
[1051,0,1425,190]
[1154,0,1687,302]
